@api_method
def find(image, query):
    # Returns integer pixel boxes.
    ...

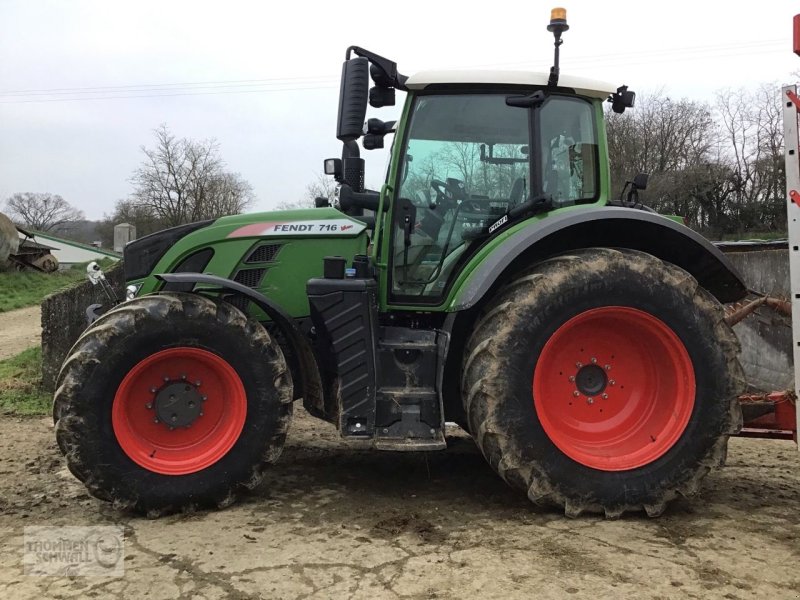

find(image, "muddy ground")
[0,407,797,599]
[0,306,40,360]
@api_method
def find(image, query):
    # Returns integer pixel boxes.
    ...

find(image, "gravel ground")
[0,407,798,600]
[0,306,40,360]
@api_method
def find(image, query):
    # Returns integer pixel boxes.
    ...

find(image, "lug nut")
[163,376,170,382]
[188,401,195,408]
[591,357,597,364]
[568,375,575,382]
[169,426,175,431]
[181,374,187,380]
[587,397,594,404]
[573,391,580,397]
[605,364,611,371]
[153,418,159,424]
[575,362,583,368]
[195,380,202,387]
[145,403,153,409]
[609,379,616,386]
[602,393,608,399]
[201,395,207,402]
[150,387,157,394]
[199,412,204,417]
[171,414,177,422]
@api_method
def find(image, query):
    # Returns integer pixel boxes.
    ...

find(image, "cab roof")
[405,70,615,99]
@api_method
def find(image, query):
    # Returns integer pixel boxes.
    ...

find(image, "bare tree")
[97,199,164,247]
[607,91,717,196]
[276,174,336,210]
[129,125,253,227]
[606,91,735,234]
[3,192,84,231]
[715,84,785,232]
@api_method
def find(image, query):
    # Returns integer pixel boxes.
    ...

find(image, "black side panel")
[307,277,378,436]
[453,207,747,309]
[161,248,215,292]
[124,220,213,281]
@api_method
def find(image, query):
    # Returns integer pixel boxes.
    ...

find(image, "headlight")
[125,284,141,301]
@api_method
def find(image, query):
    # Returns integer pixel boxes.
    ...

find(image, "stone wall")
[722,246,792,392]
[41,263,125,391]
[724,248,790,297]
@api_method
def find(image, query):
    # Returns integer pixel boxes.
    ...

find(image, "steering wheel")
[430,178,466,209]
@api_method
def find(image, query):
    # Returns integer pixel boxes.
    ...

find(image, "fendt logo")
[228,220,366,238]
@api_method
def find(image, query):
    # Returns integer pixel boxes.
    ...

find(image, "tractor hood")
[218,207,367,239]
[128,207,370,318]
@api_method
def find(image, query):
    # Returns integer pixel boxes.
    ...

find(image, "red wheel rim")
[112,347,247,475]
[532,307,695,471]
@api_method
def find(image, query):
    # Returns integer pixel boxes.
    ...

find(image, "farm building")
[17,230,120,269]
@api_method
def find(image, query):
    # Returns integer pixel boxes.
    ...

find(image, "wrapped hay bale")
[0,212,19,269]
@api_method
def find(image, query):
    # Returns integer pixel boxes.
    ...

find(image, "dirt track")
[0,306,40,360]
[0,407,798,599]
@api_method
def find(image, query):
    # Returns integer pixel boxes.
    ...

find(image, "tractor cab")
[387,76,607,302]
[324,17,633,307]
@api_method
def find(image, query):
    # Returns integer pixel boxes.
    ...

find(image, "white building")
[18,230,121,269]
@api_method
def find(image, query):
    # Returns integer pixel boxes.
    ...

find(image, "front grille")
[245,244,281,264]
[233,268,267,288]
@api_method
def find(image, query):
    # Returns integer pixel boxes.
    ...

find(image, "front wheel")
[54,293,293,516]
[462,248,744,518]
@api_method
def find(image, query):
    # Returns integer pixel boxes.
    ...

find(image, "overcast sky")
[1,1,798,220]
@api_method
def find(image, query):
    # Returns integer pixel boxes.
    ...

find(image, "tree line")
[98,125,253,242]
[2,125,254,247]
[2,85,790,243]
[607,84,786,237]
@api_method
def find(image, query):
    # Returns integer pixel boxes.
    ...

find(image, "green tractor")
[55,10,746,518]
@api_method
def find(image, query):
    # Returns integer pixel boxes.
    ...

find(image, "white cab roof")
[405,70,615,99]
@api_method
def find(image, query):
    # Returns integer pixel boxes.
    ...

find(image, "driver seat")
[509,177,526,206]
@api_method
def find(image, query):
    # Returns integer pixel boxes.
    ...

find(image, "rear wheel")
[54,292,293,516]
[462,248,743,517]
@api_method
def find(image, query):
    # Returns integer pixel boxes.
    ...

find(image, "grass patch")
[0,270,83,313]
[0,346,50,416]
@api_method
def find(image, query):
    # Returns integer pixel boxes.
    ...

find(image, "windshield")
[390,92,599,302]
[391,93,530,299]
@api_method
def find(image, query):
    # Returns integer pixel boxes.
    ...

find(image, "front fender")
[448,207,747,310]
[155,273,324,413]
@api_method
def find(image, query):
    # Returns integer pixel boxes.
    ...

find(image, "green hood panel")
[134,208,369,317]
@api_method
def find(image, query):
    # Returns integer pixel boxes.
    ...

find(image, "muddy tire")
[53,292,293,516]
[462,248,744,518]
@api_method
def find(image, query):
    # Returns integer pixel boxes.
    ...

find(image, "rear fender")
[449,206,747,311]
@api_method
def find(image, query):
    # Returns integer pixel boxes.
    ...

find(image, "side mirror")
[336,57,369,141]
[632,172,649,191]
[609,85,636,114]
[624,172,649,205]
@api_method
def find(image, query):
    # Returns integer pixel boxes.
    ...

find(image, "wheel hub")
[574,364,608,396]
[153,381,205,428]
[532,306,696,471]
